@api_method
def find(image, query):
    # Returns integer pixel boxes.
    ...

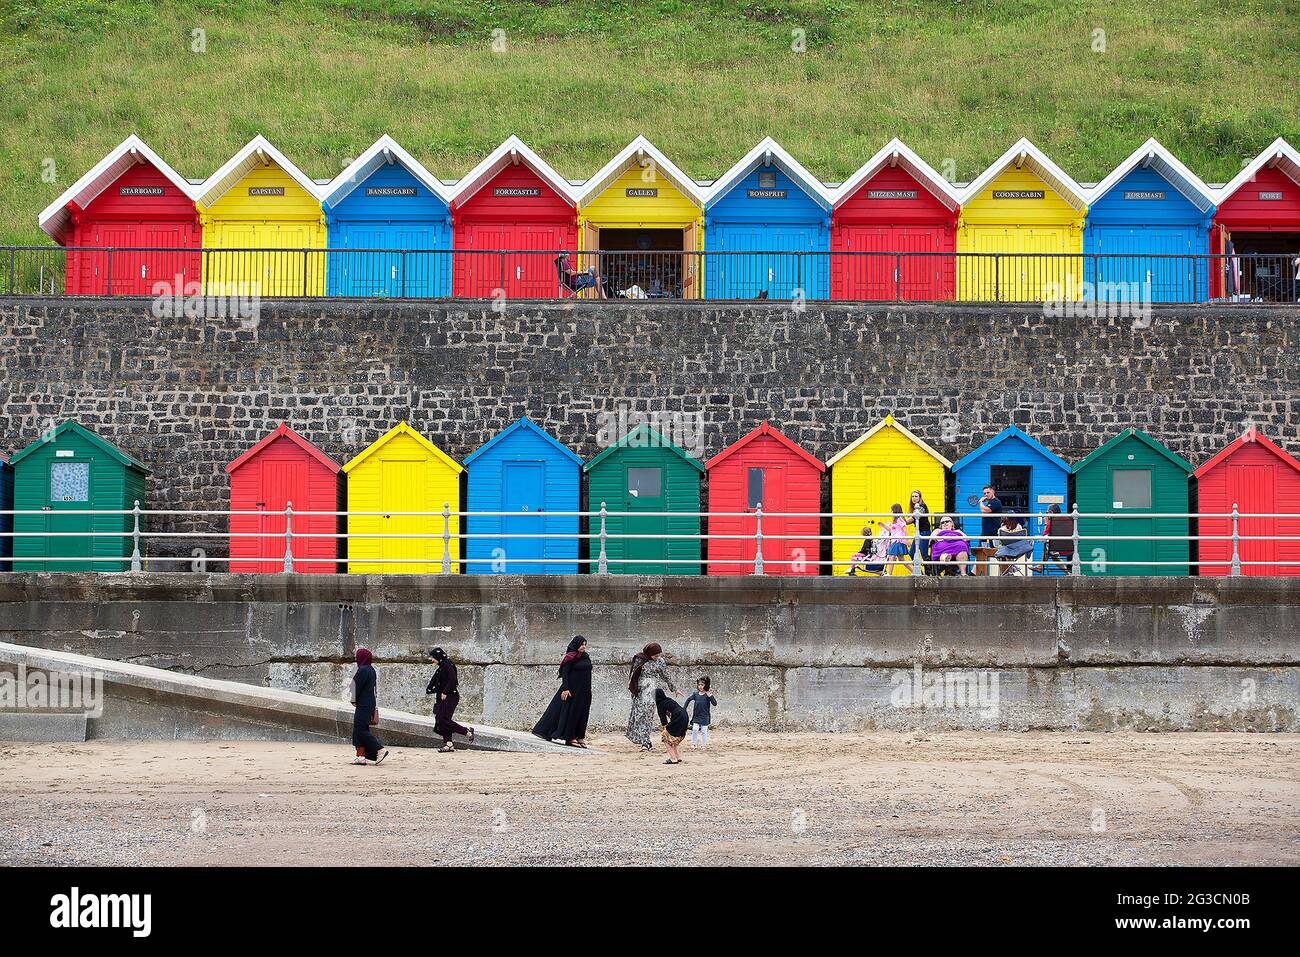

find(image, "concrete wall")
[2,572,1296,732]
[0,298,1297,562]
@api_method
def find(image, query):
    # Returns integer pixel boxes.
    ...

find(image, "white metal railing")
[0,502,1296,576]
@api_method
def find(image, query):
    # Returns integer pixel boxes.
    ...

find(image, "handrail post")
[753,504,764,575]
[598,501,609,574]
[1070,503,1081,576]
[442,501,452,574]
[302,249,309,296]
[400,249,407,299]
[1230,502,1241,577]
[106,247,114,296]
[130,500,142,572]
[912,507,924,575]
[895,252,902,301]
[283,501,295,573]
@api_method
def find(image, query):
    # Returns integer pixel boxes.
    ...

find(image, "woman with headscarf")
[655,689,690,765]
[349,647,388,765]
[425,647,474,753]
[625,642,676,752]
[532,636,594,748]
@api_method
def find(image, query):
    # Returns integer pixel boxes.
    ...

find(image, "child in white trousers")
[683,676,718,749]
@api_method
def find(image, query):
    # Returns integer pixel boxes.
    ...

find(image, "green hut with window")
[10,421,149,572]
[583,422,703,575]
[1072,428,1192,576]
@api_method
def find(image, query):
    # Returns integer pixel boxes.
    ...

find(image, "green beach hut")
[584,422,704,575]
[1073,428,1192,576]
[10,421,149,572]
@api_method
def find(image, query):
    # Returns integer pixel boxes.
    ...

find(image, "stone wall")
[0,297,1296,559]
[2,572,1296,732]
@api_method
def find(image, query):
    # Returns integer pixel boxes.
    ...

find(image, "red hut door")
[1228,463,1276,575]
[739,463,786,571]
[256,458,307,573]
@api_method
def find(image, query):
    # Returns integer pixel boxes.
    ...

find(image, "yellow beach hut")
[343,422,463,574]
[196,135,327,297]
[957,138,1088,302]
[827,415,951,575]
[576,136,705,298]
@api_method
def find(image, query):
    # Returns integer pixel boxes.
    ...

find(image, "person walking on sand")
[425,647,474,753]
[532,636,594,748]
[655,689,690,765]
[349,647,388,766]
[626,642,675,752]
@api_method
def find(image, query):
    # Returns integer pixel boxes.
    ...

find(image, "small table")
[971,546,996,576]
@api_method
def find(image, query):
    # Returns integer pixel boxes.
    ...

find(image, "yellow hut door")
[582,222,600,297]
[381,459,430,573]
[683,221,699,299]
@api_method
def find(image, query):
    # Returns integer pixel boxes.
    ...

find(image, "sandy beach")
[1,731,1297,866]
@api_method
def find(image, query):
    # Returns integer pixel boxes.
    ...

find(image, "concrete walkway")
[0,641,587,754]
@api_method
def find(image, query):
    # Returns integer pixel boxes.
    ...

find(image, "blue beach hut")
[950,425,1071,562]
[704,138,833,300]
[464,417,582,574]
[323,135,453,297]
[1084,139,1217,303]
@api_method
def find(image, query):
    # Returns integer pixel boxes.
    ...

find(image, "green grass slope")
[1,0,1296,244]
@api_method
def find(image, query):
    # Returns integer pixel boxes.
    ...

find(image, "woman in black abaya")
[532,636,593,748]
[349,647,388,765]
[425,647,474,753]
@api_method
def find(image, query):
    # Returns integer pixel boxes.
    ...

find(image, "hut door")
[381,460,428,572]
[259,459,306,573]
[503,461,545,572]
[1228,464,1275,575]
[682,222,699,298]
[1109,468,1155,573]
[48,459,92,569]
[744,464,785,570]
[625,465,665,572]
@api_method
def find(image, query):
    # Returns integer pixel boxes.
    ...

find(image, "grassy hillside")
[1,0,1296,244]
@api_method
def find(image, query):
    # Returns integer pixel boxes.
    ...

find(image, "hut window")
[747,467,765,509]
[1112,469,1152,509]
[758,171,777,189]
[50,461,90,502]
[627,467,662,499]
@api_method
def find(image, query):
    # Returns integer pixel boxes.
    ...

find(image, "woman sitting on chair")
[929,516,971,575]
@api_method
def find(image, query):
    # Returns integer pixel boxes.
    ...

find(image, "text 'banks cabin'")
[343,422,462,574]
[1073,428,1192,576]
[451,136,578,298]
[706,422,825,576]
[831,138,961,301]
[464,417,582,574]
[1194,430,1300,576]
[10,421,149,573]
[225,423,343,574]
[827,415,950,576]
[1210,138,1300,300]
[39,135,201,295]
[584,422,704,575]
[323,135,453,298]
[703,138,832,300]
[950,425,1071,563]
[577,137,705,298]
[1085,139,1217,303]
[196,136,327,296]
[957,138,1088,301]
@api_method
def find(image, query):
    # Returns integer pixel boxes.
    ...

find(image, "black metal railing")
[1,246,1297,304]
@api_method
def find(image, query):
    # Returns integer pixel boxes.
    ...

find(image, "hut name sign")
[993,190,1045,199]
[626,188,658,198]
[747,189,788,199]
[1124,191,1166,200]
[868,189,918,200]
[120,186,165,196]
[494,187,541,197]
[248,187,285,196]
[365,187,417,197]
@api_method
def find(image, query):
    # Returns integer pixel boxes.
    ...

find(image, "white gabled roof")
[575,135,704,208]
[1216,137,1300,204]
[1088,138,1217,212]
[960,137,1088,211]
[320,135,452,207]
[194,135,322,207]
[825,414,953,468]
[833,138,960,211]
[38,135,196,244]
[705,137,832,210]
[449,135,576,208]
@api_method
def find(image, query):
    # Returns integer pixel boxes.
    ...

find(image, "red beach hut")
[705,422,825,576]
[1194,430,1300,576]
[1210,138,1300,300]
[225,423,342,573]
[38,135,201,296]
[450,136,578,298]
[830,138,961,300]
